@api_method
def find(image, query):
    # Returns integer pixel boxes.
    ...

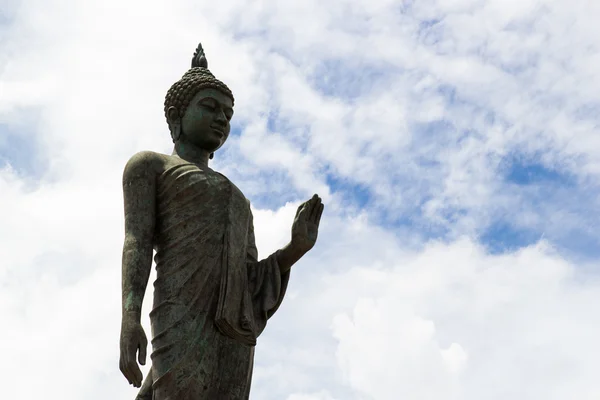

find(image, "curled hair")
[163,43,235,122]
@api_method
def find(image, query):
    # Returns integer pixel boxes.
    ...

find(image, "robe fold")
[141,161,289,400]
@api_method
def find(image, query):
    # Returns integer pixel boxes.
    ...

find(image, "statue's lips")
[211,127,225,137]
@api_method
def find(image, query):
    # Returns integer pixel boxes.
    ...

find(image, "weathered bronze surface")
[118,43,323,400]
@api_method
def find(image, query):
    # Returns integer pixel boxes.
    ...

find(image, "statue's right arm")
[119,151,159,388]
[121,151,158,323]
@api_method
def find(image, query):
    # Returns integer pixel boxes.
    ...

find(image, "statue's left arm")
[245,195,323,327]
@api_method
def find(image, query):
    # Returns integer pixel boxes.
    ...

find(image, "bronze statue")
[118,43,324,399]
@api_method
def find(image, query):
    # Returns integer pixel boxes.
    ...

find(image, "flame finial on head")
[191,43,208,69]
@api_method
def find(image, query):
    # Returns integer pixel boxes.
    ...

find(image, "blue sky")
[1,1,600,399]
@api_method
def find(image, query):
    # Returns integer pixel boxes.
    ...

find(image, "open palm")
[291,194,324,253]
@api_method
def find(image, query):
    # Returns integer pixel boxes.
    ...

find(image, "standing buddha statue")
[118,43,324,400]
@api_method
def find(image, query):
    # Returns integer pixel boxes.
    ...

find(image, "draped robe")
[138,160,290,400]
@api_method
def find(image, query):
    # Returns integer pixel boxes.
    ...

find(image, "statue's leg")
[135,369,153,400]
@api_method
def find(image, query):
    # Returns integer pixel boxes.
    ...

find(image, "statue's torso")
[132,153,288,400]
[149,155,251,336]
[154,160,234,262]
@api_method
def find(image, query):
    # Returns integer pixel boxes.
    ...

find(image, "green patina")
[125,292,139,311]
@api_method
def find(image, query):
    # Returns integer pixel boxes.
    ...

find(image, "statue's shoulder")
[123,151,169,179]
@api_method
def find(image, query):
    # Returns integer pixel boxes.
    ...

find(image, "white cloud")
[262,237,600,400]
[286,392,337,400]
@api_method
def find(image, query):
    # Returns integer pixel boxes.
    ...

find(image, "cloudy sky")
[1,0,600,398]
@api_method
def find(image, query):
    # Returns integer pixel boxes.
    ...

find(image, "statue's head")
[164,43,234,157]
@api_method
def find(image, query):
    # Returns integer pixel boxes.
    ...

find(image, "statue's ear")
[167,106,181,142]
[166,106,180,125]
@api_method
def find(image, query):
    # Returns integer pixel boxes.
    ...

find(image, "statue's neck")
[172,139,211,167]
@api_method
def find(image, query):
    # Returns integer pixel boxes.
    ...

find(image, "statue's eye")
[200,100,216,110]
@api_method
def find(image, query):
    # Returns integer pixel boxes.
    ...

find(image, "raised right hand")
[119,318,148,388]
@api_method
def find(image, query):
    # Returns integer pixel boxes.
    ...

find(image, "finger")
[306,195,318,213]
[138,341,147,366]
[121,345,132,383]
[119,357,133,385]
[295,203,303,218]
[310,197,321,221]
[138,346,146,365]
[311,194,318,208]
[303,195,314,210]
[126,350,143,388]
[132,364,143,387]
[125,345,138,386]
[298,202,309,218]
[316,203,324,225]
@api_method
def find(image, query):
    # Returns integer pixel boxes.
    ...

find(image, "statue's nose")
[214,109,227,123]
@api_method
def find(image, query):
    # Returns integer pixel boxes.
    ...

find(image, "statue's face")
[179,88,234,152]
